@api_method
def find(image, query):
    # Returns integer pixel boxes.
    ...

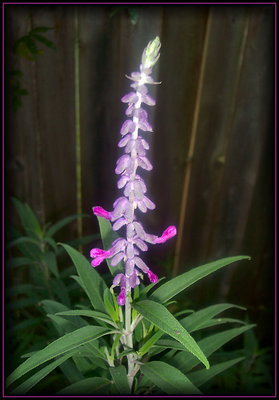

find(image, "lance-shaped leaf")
[150,256,250,304]
[6,326,111,387]
[57,377,112,395]
[59,243,107,312]
[109,365,131,394]
[187,357,245,388]
[132,299,209,369]
[140,361,201,394]
[170,324,255,373]
[11,352,75,394]
[179,303,246,333]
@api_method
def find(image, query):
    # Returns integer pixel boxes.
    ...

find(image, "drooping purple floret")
[90,37,177,305]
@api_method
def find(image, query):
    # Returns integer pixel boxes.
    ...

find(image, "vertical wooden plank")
[6,6,77,241]
[32,6,76,236]
[151,6,209,271]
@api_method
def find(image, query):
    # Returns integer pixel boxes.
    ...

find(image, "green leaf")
[46,214,89,237]
[56,309,117,328]
[7,236,42,249]
[137,330,164,357]
[57,377,111,395]
[11,352,74,394]
[7,318,43,334]
[140,361,201,394]
[43,251,59,278]
[139,277,166,299]
[132,300,209,369]
[6,326,111,387]
[7,257,33,269]
[31,33,56,49]
[150,256,250,304]
[187,357,245,388]
[171,324,255,373]
[11,197,42,237]
[6,283,38,297]
[50,279,71,308]
[127,7,139,25]
[65,234,100,249]
[197,317,246,330]
[7,297,39,311]
[109,365,130,394]
[97,216,123,276]
[179,303,246,333]
[60,243,107,312]
[104,288,119,323]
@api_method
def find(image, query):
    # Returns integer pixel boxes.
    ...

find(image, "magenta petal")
[117,289,126,306]
[155,226,177,243]
[147,270,158,283]
[91,255,106,267]
[93,206,111,220]
[90,248,106,258]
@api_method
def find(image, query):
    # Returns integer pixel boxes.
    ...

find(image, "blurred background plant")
[7,25,56,111]
[6,198,100,375]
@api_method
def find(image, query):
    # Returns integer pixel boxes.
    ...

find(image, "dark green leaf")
[56,309,117,328]
[171,324,255,373]
[150,256,251,304]
[46,214,89,237]
[179,303,246,333]
[43,251,59,278]
[104,288,119,323]
[109,365,130,394]
[11,353,74,394]
[57,376,111,395]
[140,361,201,394]
[187,357,245,387]
[60,243,107,312]
[137,330,164,357]
[31,33,56,49]
[132,300,209,369]
[7,326,111,387]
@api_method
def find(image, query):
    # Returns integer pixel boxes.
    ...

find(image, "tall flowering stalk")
[90,37,176,306]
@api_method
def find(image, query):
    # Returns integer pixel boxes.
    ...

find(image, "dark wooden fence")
[5,4,275,344]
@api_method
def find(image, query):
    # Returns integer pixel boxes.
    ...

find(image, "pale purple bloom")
[90,38,177,305]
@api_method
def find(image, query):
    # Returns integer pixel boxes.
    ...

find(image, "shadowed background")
[5,4,275,354]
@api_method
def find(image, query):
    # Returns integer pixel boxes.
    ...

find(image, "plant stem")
[125,295,134,390]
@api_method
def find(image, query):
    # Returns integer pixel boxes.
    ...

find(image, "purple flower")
[90,37,177,304]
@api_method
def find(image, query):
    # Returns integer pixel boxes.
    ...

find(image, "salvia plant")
[6,37,255,396]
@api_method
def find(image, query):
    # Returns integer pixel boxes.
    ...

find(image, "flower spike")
[90,37,177,303]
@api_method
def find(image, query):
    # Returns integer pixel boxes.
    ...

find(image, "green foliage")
[8,26,56,111]
[6,215,259,395]
[6,198,99,378]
